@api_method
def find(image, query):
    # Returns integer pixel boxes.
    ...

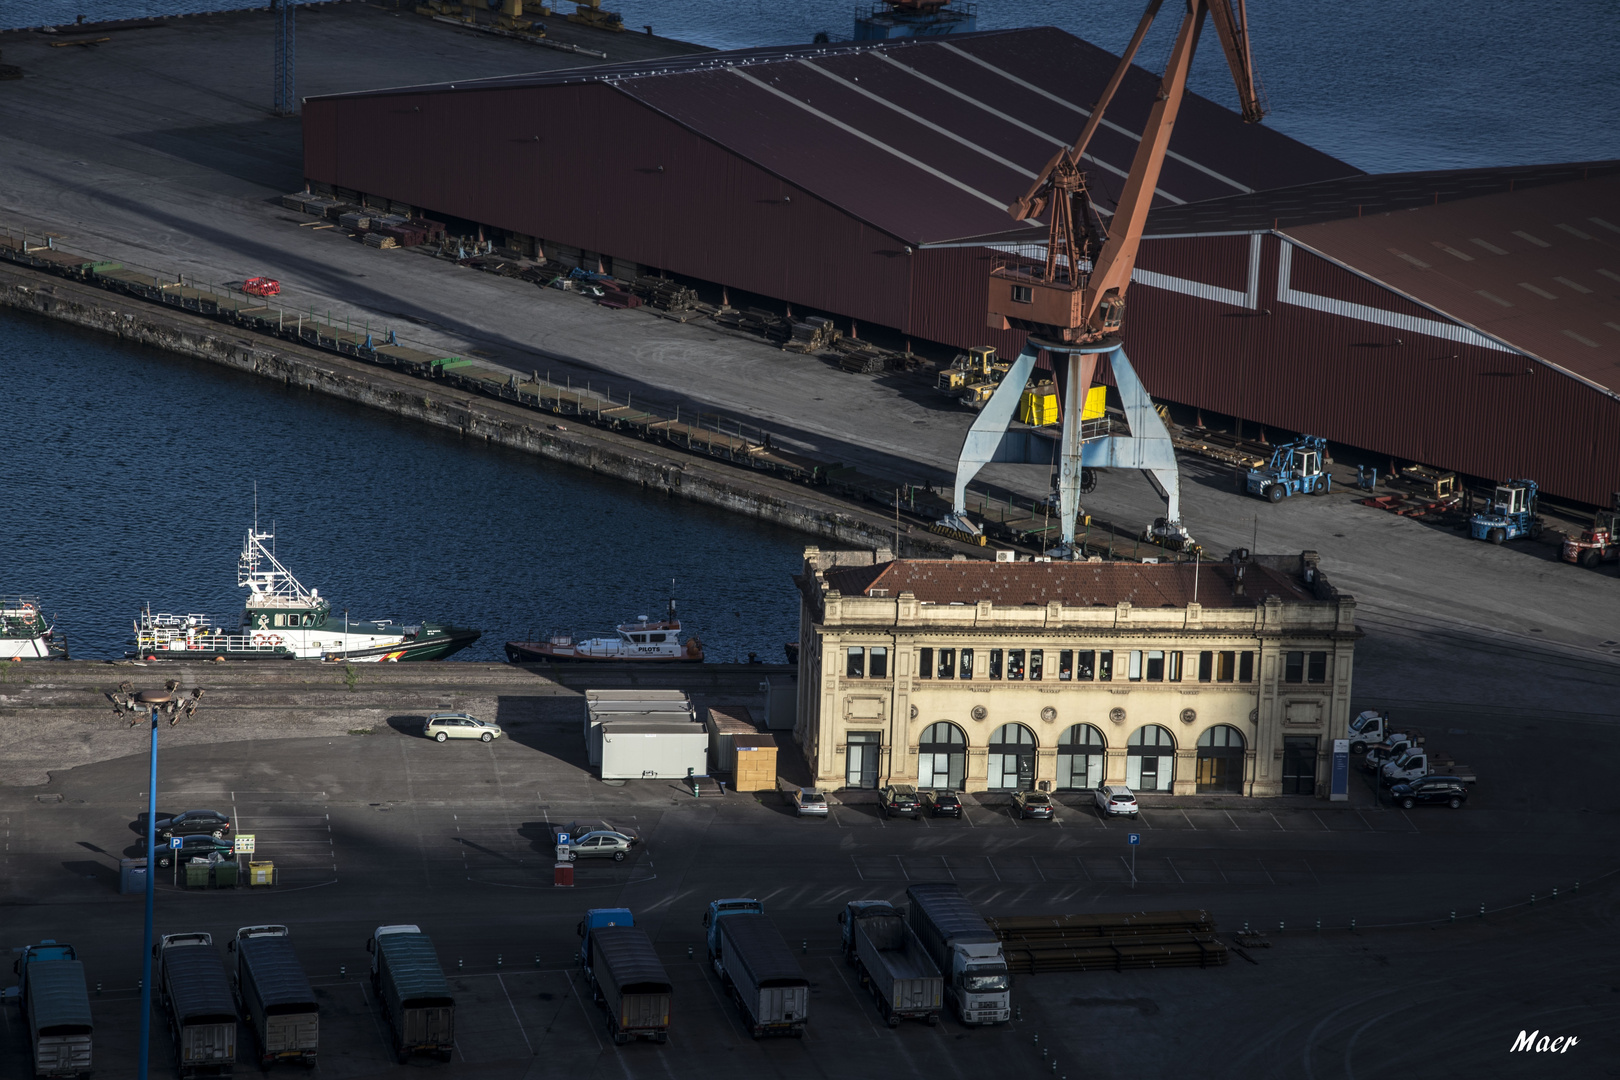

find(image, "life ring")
[265,634,283,648]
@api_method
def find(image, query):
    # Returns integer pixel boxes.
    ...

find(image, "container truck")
[583,923,672,1044]
[11,940,92,1079]
[154,933,237,1077]
[227,925,318,1068]
[708,909,808,1038]
[577,907,635,966]
[905,883,1011,1025]
[702,897,765,961]
[839,902,943,1026]
[366,925,454,1063]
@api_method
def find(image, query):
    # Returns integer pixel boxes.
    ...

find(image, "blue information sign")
[1127,833,1140,845]
[1330,738,1350,802]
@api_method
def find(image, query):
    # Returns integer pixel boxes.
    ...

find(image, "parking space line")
[565,970,605,1051]
[1352,811,1376,831]
[1269,812,1285,830]
[1399,810,1420,833]
[1181,810,1197,830]
[987,856,1001,882]
[1303,858,1323,887]
[1310,811,1333,831]
[1030,856,1046,883]
[896,855,909,880]
[1075,856,1090,880]
[851,856,865,881]
[495,974,534,1056]
[1164,858,1186,884]
[1224,811,1241,831]
[1256,858,1277,885]
[827,957,883,1037]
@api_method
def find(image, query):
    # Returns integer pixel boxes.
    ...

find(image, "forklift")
[1560,494,1620,567]
[1241,435,1332,502]
[1468,479,1542,543]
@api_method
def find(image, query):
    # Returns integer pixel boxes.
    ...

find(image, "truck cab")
[951,946,1011,1023]
[837,900,898,957]
[1470,479,1542,543]
[577,907,634,967]
[10,940,77,1004]
[1380,749,1475,786]
[1346,710,1391,755]
[703,898,764,962]
[1360,734,1421,773]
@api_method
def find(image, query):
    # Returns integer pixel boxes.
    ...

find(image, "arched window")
[918,722,967,791]
[1196,725,1246,793]
[1126,724,1176,792]
[1056,723,1106,791]
[987,723,1037,791]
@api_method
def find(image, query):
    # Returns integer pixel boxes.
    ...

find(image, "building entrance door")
[1282,736,1318,795]
[846,732,881,789]
[917,722,966,790]
[987,724,1036,790]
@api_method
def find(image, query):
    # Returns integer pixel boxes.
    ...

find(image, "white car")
[423,712,503,743]
[1093,783,1139,816]
[787,788,829,817]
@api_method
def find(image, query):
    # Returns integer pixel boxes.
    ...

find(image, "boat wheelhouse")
[0,596,67,659]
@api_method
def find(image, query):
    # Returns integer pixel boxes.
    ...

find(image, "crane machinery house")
[793,548,1359,798]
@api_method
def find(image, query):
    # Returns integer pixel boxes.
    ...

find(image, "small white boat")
[505,600,703,663]
[0,596,68,660]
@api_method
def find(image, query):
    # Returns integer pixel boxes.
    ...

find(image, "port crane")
[941,0,1265,554]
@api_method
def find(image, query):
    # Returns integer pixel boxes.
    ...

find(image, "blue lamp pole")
[133,688,174,1080]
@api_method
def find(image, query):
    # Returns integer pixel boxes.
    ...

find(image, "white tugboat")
[0,596,68,660]
[504,598,703,663]
[131,527,481,662]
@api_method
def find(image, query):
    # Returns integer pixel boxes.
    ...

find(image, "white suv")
[1093,783,1139,816]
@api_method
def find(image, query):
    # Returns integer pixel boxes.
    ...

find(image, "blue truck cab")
[702,898,764,962]
[576,908,634,967]
[1469,479,1541,543]
[836,900,898,957]
[1243,436,1332,502]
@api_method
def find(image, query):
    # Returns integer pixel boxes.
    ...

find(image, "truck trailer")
[367,925,454,1063]
[155,933,237,1077]
[228,926,318,1068]
[712,912,809,1038]
[841,902,944,1026]
[905,883,1011,1025]
[12,940,92,1079]
[584,924,672,1044]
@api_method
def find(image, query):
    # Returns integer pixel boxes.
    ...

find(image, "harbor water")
[0,308,806,661]
[2,1,1615,173]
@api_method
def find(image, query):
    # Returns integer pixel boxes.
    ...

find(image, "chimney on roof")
[1300,550,1321,585]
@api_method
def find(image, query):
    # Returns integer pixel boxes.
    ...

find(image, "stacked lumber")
[363,233,398,249]
[339,211,371,231]
[782,316,841,354]
[598,286,642,309]
[988,910,1228,973]
[832,337,912,373]
[631,275,699,311]
[712,305,792,341]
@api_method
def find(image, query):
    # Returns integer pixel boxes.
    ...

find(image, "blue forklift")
[1469,479,1543,543]
[1242,435,1332,502]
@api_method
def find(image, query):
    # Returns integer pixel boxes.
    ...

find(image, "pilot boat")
[0,596,68,659]
[131,527,481,662]
[505,599,703,663]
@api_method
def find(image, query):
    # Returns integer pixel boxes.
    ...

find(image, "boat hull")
[505,641,704,664]
[331,628,482,663]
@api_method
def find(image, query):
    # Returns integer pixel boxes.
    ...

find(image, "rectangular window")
[1307,651,1328,683]
[1029,650,1043,681]
[938,648,956,680]
[960,648,974,679]
[1076,650,1095,681]
[1217,651,1236,683]
[1146,650,1165,682]
[988,649,1002,680]
[1239,651,1255,683]
[846,648,865,678]
[1284,651,1305,684]
[918,647,933,680]
[1168,651,1182,682]
[1011,284,1033,303]
[869,647,888,679]
[1198,651,1213,682]
[1058,650,1073,681]
[1098,650,1113,681]
[1128,650,1143,681]
[1007,649,1026,680]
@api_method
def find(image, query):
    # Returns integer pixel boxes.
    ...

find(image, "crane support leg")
[943,344,1040,534]
[1078,346,1185,542]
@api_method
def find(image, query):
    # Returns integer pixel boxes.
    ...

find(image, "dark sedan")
[923,790,963,818]
[1012,791,1056,820]
[155,809,232,841]
[1389,776,1468,809]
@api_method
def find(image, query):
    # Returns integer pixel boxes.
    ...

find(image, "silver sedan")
[560,830,637,861]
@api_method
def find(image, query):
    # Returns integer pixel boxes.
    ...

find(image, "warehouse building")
[791,547,1359,798]
[303,32,1620,506]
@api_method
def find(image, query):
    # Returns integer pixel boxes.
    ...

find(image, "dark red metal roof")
[310,28,1356,246]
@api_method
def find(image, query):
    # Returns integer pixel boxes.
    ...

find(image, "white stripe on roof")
[729,67,1037,221]
[795,60,1039,182]
[935,40,1251,197]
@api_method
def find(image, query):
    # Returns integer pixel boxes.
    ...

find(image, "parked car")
[1388,776,1469,809]
[790,789,829,817]
[157,834,234,868]
[922,790,962,818]
[423,712,503,743]
[1093,783,1139,817]
[879,784,921,819]
[1012,791,1055,820]
[155,809,232,841]
[561,830,638,861]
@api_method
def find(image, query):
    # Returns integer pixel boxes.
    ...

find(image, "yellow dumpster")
[1082,384,1107,420]
[1019,382,1060,426]
[248,861,275,886]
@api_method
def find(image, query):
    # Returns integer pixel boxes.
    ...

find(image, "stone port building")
[792,548,1360,798]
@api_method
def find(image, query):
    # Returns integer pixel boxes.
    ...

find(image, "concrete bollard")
[1278,921,1285,932]
[340,965,346,978]
[1016,1005,1023,1021]
[687,945,694,959]
[96,983,102,995]
[1530,894,1535,905]
[534,954,541,967]
[1449,911,1455,923]
[1349,919,1355,931]
[1479,903,1485,917]
[458,958,464,970]
[802,940,808,954]
[1552,888,1558,899]
[498,954,504,968]
[1033,1034,1040,1046]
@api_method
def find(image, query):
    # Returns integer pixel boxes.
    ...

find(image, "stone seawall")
[0,262,959,556]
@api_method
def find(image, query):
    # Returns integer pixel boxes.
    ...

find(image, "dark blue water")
[0,309,806,661]
[4,1,1615,172]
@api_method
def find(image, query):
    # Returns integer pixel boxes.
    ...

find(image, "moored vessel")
[130,528,480,662]
[0,596,68,659]
[505,600,703,663]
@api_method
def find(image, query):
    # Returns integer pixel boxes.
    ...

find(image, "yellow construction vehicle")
[568,0,624,30]
[937,346,1010,410]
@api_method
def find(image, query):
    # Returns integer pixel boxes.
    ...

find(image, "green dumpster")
[212,861,238,888]
[184,860,211,888]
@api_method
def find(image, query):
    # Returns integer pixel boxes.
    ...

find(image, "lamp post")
[132,687,173,1080]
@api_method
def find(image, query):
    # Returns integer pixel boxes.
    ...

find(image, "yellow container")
[1082,385,1107,420]
[1019,384,1060,426]
[248,861,275,886]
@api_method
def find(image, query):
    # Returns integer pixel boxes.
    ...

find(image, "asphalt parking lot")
[3,694,1618,1080]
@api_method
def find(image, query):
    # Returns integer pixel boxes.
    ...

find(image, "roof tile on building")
[822,559,1315,609]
